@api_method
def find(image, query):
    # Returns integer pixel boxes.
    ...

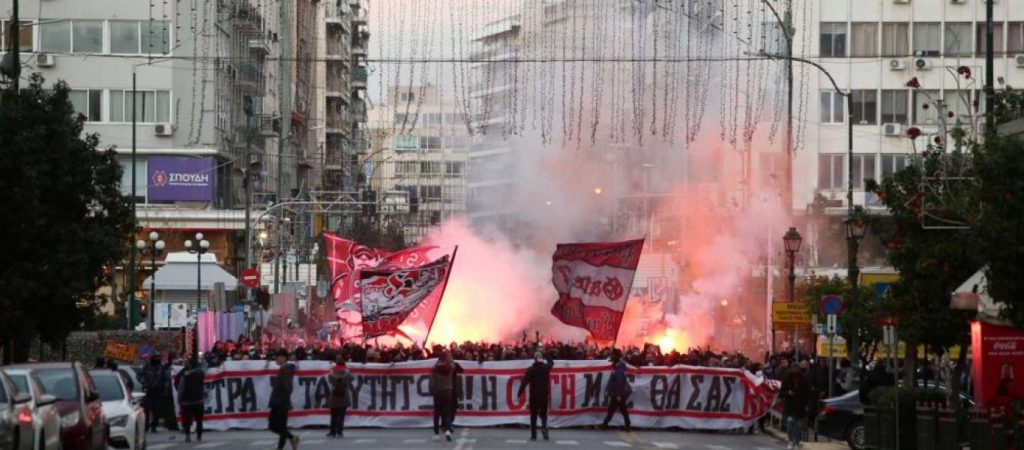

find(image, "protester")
[141,355,168,432]
[429,351,459,441]
[327,354,352,438]
[177,358,206,442]
[517,351,555,441]
[161,352,180,431]
[781,366,810,450]
[269,350,299,450]
[600,351,632,431]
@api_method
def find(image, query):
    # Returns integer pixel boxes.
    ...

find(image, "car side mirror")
[13,393,31,404]
[131,392,145,404]
[37,394,57,406]
[86,390,100,402]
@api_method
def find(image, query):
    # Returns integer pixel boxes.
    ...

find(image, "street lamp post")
[783,227,803,355]
[846,217,867,371]
[135,232,165,331]
[184,233,210,358]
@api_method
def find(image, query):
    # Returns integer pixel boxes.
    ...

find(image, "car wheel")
[846,420,866,450]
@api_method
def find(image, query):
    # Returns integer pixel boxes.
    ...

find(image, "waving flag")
[550,239,644,341]
[359,255,452,337]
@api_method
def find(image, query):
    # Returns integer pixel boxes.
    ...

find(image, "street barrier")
[864,404,879,450]
[915,402,938,450]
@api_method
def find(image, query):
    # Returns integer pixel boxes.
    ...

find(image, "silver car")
[0,371,34,450]
[3,369,62,450]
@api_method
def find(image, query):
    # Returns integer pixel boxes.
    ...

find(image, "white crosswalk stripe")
[456,438,477,443]
[195,442,225,448]
[248,440,275,447]
[506,439,528,444]
[303,440,325,445]
[353,438,378,444]
[147,444,174,450]
[556,440,579,445]
[652,443,678,449]
[404,438,428,443]
[605,442,632,447]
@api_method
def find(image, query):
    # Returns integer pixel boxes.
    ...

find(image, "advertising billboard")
[147,156,215,201]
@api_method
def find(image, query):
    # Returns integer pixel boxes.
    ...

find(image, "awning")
[952,267,1010,326]
[142,252,239,291]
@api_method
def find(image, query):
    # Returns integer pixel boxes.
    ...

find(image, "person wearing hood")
[177,357,206,442]
[141,355,167,432]
[600,351,632,431]
[269,350,299,450]
[327,353,351,438]
[429,351,461,441]
[517,351,555,440]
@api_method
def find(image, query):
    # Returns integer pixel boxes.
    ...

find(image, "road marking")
[653,443,678,449]
[195,443,225,449]
[303,440,325,445]
[353,438,378,444]
[248,441,275,447]
[605,442,632,447]
[403,438,428,443]
[148,445,174,450]
[556,440,579,445]
[506,439,528,444]
[456,438,477,443]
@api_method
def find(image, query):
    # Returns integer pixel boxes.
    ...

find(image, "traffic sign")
[241,268,261,289]
[772,303,811,325]
[815,323,842,335]
[820,295,844,317]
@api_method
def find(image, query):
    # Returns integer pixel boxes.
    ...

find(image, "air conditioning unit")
[154,123,175,136]
[915,58,932,70]
[888,59,906,70]
[1015,54,1024,67]
[36,53,55,67]
[883,123,904,136]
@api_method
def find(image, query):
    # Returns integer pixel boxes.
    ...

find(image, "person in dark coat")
[161,352,180,431]
[268,350,299,450]
[517,351,555,440]
[429,351,460,441]
[327,354,351,438]
[177,358,206,442]
[600,351,632,431]
[141,355,167,432]
[781,366,810,449]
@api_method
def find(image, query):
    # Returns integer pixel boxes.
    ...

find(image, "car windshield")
[7,374,30,395]
[90,372,124,401]
[35,369,79,401]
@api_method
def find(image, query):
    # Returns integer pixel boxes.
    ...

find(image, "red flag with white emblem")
[359,255,452,337]
[550,239,644,341]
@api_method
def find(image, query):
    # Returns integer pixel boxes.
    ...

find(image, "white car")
[87,371,145,450]
[2,369,62,450]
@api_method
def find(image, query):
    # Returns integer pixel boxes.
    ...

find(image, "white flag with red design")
[359,255,452,337]
[550,239,644,341]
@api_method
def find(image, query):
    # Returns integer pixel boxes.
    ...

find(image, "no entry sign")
[241,268,261,289]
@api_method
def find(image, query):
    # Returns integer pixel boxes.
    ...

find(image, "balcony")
[326,1,352,26]
[351,5,367,25]
[326,70,351,96]
[248,38,269,57]
[351,101,367,123]
[352,66,368,89]
[233,4,263,35]
[236,64,262,94]
[327,113,351,133]
[326,33,351,60]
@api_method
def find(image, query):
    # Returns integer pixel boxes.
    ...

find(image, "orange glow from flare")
[655,329,690,353]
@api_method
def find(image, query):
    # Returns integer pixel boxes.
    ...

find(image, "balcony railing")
[352,66,368,86]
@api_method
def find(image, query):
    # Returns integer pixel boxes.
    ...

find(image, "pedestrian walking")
[781,366,810,450]
[517,351,554,441]
[141,355,166,432]
[600,351,632,431]
[162,352,180,431]
[327,354,351,438]
[429,351,459,441]
[177,358,206,442]
[268,350,299,450]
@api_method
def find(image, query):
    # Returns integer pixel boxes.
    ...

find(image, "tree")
[799,275,887,365]
[337,216,408,250]
[0,75,134,363]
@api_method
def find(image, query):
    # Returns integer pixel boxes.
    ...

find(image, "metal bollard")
[916,401,937,450]
[937,408,959,450]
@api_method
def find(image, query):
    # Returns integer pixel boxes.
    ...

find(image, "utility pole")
[275,0,293,294]
[10,0,19,93]
[128,70,138,329]
[985,0,994,133]
[244,100,254,294]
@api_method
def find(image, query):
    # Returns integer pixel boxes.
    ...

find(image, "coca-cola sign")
[147,156,215,201]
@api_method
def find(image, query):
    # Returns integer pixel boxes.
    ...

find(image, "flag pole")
[611,237,646,350]
[424,246,459,346]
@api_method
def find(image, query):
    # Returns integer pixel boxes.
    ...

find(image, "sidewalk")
[764,426,850,450]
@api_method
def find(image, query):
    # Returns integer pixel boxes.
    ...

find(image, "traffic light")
[139,302,148,319]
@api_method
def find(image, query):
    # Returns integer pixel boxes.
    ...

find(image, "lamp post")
[846,217,867,371]
[184,233,210,358]
[783,227,803,355]
[135,232,165,331]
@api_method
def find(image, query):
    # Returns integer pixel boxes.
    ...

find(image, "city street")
[144,428,806,450]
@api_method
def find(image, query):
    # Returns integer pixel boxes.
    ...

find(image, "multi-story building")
[365,85,471,244]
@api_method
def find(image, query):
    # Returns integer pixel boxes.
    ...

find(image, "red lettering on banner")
[602,277,624,301]
[506,376,526,410]
[560,374,576,410]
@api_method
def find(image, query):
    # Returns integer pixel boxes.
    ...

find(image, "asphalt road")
[144,427,790,450]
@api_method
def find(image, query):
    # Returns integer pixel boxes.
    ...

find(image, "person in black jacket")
[141,356,166,432]
[269,350,299,450]
[177,358,206,442]
[600,351,632,431]
[517,351,555,440]
[780,366,810,449]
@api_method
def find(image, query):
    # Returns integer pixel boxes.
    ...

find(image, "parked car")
[2,368,62,450]
[116,369,143,397]
[815,385,974,450]
[0,370,34,450]
[12,363,107,450]
[89,370,145,450]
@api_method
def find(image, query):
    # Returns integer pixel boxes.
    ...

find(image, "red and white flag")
[359,256,452,337]
[550,239,644,341]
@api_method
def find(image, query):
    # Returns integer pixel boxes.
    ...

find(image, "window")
[69,89,103,122]
[881,154,911,179]
[110,21,141,54]
[945,90,976,119]
[419,185,441,199]
[1,20,34,51]
[851,22,878,57]
[882,23,909,57]
[72,20,102,53]
[395,135,418,149]
[119,159,147,200]
[912,90,941,125]
[420,161,441,175]
[850,90,877,125]
[819,22,847,57]
[444,113,456,124]
[944,22,972,57]
[399,92,415,102]
[818,154,845,190]
[851,154,876,189]
[395,161,418,175]
[913,23,941,56]
[110,90,171,122]
[425,113,442,125]
[419,136,441,149]
[820,91,844,123]
[880,90,909,124]
[394,113,407,125]
[141,21,171,55]
[1010,22,1024,54]
[977,22,1005,56]
[444,136,468,148]
[445,161,464,176]
[39,20,71,53]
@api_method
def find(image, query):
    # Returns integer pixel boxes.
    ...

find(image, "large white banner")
[180,360,777,431]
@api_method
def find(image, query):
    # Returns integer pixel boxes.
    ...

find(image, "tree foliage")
[337,216,408,251]
[799,275,887,363]
[0,76,134,362]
